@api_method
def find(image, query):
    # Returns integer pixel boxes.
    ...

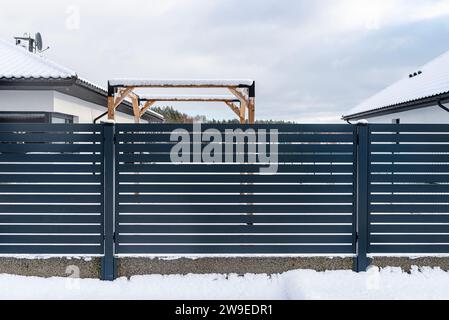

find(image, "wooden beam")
[113,87,134,110]
[140,95,239,103]
[228,88,248,102]
[140,100,156,117]
[229,88,249,124]
[225,101,241,118]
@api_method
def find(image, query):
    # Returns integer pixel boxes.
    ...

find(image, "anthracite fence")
[0,123,448,280]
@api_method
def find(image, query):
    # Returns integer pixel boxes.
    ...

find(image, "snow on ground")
[1,267,449,300]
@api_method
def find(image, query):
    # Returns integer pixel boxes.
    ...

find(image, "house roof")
[343,49,449,120]
[0,40,76,80]
[0,40,164,122]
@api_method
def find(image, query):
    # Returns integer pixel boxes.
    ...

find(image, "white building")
[343,50,449,124]
[0,40,164,124]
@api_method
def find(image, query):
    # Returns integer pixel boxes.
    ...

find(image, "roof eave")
[0,77,77,88]
[342,92,449,121]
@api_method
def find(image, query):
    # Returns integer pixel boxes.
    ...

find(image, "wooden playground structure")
[107,80,256,124]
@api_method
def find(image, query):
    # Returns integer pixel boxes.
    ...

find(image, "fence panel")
[0,124,104,255]
[369,124,449,254]
[115,124,357,255]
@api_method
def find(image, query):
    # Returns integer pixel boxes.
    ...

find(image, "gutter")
[94,111,108,124]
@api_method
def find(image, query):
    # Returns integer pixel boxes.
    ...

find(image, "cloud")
[1,0,449,122]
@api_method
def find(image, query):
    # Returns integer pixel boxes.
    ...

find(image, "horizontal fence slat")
[371,154,449,163]
[370,205,449,213]
[117,144,354,153]
[370,224,449,233]
[371,144,449,153]
[370,184,449,193]
[0,124,102,132]
[0,164,102,173]
[371,164,449,173]
[119,184,354,194]
[119,164,355,174]
[371,134,449,143]
[371,174,449,183]
[116,245,354,254]
[0,235,102,244]
[116,124,355,133]
[119,194,353,204]
[370,124,449,133]
[118,224,352,234]
[0,205,102,213]
[119,204,353,214]
[117,133,355,143]
[118,214,353,224]
[118,234,353,244]
[0,225,102,234]
[118,174,354,184]
[118,154,355,163]
[0,175,102,183]
[0,144,102,153]
[0,195,102,204]
[0,154,103,163]
[0,133,103,143]
[371,195,449,203]
[0,215,102,224]
[371,214,449,223]
[369,245,449,254]
[371,234,449,243]
[0,246,103,254]
[0,184,103,194]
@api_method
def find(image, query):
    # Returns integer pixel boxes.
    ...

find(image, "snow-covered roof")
[0,39,76,79]
[344,50,449,119]
[140,94,239,102]
[109,79,255,87]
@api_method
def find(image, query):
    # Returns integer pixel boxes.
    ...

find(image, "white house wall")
[53,91,146,124]
[364,104,449,124]
[0,90,54,112]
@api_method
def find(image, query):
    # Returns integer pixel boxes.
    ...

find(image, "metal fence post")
[101,122,116,280]
[354,123,370,272]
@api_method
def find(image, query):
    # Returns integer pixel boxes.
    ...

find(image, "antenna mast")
[14,32,50,53]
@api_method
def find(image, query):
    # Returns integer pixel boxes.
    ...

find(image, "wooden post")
[240,101,247,124]
[107,96,115,121]
[107,82,115,121]
[229,88,249,124]
[248,82,256,125]
[248,97,255,125]
[132,96,141,124]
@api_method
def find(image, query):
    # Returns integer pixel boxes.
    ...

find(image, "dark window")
[0,112,74,124]
[0,112,49,123]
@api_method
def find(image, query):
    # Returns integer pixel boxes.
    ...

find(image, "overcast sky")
[2,0,449,122]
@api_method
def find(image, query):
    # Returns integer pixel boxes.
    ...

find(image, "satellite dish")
[35,32,43,51]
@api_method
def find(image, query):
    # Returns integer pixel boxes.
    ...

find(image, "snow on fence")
[0,123,448,280]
